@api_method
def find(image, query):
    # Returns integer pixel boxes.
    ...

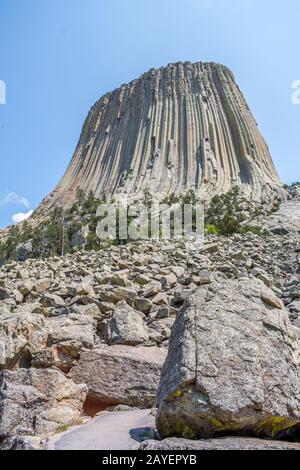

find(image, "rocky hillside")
[0,203,300,448]
[0,184,291,266]
[36,61,284,218]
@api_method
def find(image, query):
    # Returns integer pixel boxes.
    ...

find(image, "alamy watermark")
[95,202,204,245]
[0,80,6,105]
[291,80,300,105]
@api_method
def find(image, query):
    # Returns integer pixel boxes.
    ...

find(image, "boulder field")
[0,227,300,449]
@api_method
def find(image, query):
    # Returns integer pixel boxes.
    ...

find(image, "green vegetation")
[205,224,218,235]
[182,189,198,205]
[204,186,268,236]
[0,191,104,264]
[205,186,241,235]
[283,182,300,202]
[57,423,70,433]
[161,189,197,206]
[161,192,180,205]
[0,186,273,265]
[240,225,269,236]
[0,221,36,263]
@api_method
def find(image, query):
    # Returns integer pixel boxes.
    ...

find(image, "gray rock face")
[15,241,33,263]
[140,437,300,451]
[70,225,89,249]
[46,313,97,349]
[41,293,65,308]
[264,198,300,235]
[32,341,82,373]
[0,312,47,370]
[68,345,166,408]
[0,435,44,450]
[0,368,87,439]
[38,61,283,213]
[105,301,149,345]
[0,288,10,301]
[156,279,300,440]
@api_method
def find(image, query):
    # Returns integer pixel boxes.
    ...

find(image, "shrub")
[182,189,197,205]
[240,225,269,236]
[161,193,180,205]
[205,224,218,235]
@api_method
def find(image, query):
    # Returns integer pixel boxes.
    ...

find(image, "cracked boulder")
[68,345,166,408]
[156,279,300,440]
[32,340,82,373]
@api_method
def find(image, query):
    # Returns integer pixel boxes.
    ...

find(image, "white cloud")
[12,210,33,224]
[0,192,31,209]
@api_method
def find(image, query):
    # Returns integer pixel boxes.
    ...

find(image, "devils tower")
[40,61,283,212]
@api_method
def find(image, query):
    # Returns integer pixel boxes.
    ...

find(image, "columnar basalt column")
[38,61,284,212]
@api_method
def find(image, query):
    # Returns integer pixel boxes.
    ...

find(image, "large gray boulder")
[156,279,300,440]
[46,313,97,349]
[0,312,47,370]
[0,368,87,439]
[105,301,149,346]
[68,345,166,408]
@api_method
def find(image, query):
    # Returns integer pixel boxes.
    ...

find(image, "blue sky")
[0,0,299,228]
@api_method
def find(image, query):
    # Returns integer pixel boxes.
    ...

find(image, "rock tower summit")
[41,61,284,210]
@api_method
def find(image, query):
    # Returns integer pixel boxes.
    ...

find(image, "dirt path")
[46,410,155,450]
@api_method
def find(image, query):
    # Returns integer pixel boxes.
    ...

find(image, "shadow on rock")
[129,427,157,443]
